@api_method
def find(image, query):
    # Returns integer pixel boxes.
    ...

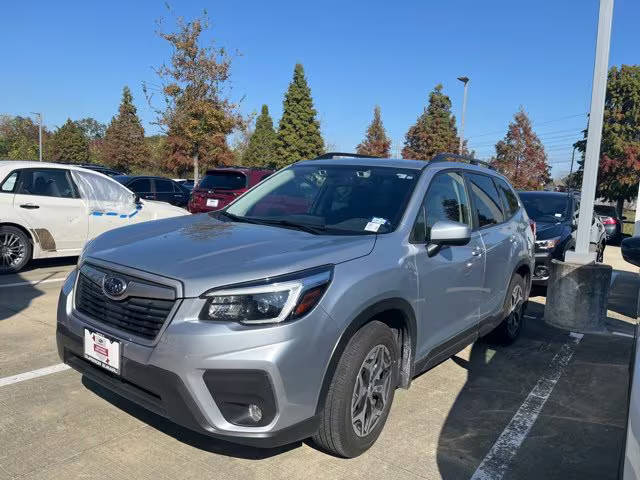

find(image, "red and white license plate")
[206,198,219,207]
[84,329,121,375]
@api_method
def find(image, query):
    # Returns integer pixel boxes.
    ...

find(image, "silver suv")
[57,153,534,458]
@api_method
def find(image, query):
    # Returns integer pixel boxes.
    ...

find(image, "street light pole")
[457,76,469,155]
[565,0,614,265]
[31,112,42,162]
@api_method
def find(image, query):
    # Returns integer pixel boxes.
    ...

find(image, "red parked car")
[188,167,274,213]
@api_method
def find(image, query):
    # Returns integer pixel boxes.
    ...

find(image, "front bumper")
[56,266,338,448]
[532,251,553,285]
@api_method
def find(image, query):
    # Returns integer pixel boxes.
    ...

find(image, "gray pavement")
[0,249,638,479]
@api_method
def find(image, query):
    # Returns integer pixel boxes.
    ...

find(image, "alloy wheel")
[506,284,524,337]
[0,232,25,269]
[351,344,393,437]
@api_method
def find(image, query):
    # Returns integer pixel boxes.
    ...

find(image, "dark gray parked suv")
[56,153,534,457]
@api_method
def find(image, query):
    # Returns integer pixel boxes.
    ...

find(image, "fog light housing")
[203,370,276,427]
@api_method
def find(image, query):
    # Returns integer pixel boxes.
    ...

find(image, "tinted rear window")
[199,172,247,190]
[594,205,617,217]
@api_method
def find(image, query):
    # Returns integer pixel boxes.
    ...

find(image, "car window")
[412,171,471,242]
[226,165,419,235]
[519,193,571,222]
[465,172,504,228]
[200,172,247,190]
[494,177,519,218]
[70,170,136,214]
[155,179,174,192]
[17,169,76,198]
[1,171,19,193]
[128,179,151,193]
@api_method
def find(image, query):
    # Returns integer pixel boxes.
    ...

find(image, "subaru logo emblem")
[102,275,128,300]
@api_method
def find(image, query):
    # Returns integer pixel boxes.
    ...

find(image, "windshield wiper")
[217,211,261,224]
[254,218,327,234]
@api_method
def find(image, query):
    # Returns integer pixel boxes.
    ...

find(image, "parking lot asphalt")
[0,248,638,480]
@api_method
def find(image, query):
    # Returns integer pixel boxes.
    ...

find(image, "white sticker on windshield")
[371,217,387,225]
[554,213,562,217]
[364,222,381,232]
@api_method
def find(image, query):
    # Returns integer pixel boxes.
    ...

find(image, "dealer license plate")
[84,329,121,375]
[206,199,219,207]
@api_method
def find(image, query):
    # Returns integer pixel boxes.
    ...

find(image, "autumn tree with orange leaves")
[145,11,244,181]
[491,108,551,190]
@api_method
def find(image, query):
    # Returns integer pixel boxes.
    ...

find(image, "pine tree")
[356,106,391,157]
[491,108,551,190]
[47,118,89,164]
[402,84,460,160]
[101,86,148,172]
[275,64,324,168]
[243,105,277,167]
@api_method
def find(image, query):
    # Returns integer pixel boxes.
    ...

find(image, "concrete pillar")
[544,259,612,333]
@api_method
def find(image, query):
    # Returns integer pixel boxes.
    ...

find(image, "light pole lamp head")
[457,76,469,85]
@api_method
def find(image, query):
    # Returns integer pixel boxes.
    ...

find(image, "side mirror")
[134,194,141,204]
[427,220,471,256]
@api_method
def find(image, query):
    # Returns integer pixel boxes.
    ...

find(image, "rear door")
[128,178,154,200]
[154,178,182,205]
[413,170,485,358]
[13,168,88,253]
[464,172,511,318]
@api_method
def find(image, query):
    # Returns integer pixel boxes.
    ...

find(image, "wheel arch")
[315,298,417,415]
[0,222,35,246]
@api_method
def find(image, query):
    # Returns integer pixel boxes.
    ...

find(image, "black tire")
[0,226,32,274]
[487,274,526,345]
[312,320,398,458]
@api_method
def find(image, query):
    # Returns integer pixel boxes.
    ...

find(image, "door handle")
[20,203,40,209]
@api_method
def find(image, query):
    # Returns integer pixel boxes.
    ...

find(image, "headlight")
[200,267,332,325]
[535,236,561,250]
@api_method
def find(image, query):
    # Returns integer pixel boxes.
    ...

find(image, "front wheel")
[312,321,398,458]
[0,226,32,274]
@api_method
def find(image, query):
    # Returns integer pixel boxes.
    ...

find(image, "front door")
[413,171,485,360]
[13,168,88,254]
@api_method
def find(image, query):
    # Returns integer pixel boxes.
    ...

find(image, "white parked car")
[0,161,189,273]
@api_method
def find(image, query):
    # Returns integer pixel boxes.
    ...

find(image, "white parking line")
[470,332,583,480]
[0,277,66,288]
[0,363,71,387]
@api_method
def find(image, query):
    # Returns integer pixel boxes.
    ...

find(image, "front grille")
[76,272,175,340]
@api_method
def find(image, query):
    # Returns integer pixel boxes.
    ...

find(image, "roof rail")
[430,152,495,170]
[312,152,381,160]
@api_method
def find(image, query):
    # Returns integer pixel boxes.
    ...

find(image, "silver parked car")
[56,153,534,457]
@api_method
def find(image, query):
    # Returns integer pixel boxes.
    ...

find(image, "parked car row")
[518,190,607,285]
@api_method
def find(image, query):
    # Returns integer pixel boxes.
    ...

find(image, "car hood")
[141,199,190,218]
[534,221,569,241]
[84,214,375,297]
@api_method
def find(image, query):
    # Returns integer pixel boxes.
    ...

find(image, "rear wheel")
[487,274,525,345]
[0,226,32,274]
[312,321,398,458]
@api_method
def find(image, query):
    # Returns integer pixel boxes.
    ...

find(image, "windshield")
[519,192,570,223]
[199,172,247,190]
[223,164,419,235]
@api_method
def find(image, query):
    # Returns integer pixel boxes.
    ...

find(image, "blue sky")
[1,0,638,176]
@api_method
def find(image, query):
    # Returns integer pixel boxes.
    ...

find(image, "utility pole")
[457,76,469,154]
[569,144,578,178]
[31,112,43,161]
[565,0,614,264]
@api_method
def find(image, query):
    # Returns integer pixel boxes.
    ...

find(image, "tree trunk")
[193,153,199,187]
[616,198,625,218]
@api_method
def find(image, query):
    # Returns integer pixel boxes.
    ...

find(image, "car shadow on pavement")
[0,273,44,321]
[82,376,301,460]
[435,300,633,480]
